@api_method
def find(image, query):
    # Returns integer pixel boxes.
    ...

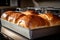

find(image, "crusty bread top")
[21,9,38,15]
[38,13,60,26]
[1,11,13,20]
[1,10,60,29]
[17,15,50,29]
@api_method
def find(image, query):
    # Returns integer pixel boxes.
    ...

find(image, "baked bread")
[1,11,13,20]
[38,13,60,26]
[17,15,50,29]
[7,12,24,24]
[16,14,25,25]
[1,10,60,29]
[21,9,38,15]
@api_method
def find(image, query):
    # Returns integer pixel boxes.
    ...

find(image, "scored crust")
[17,15,50,29]
[38,13,60,26]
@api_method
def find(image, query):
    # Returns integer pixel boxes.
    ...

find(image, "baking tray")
[1,19,60,39]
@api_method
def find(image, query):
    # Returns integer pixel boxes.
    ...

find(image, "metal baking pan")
[1,19,60,39]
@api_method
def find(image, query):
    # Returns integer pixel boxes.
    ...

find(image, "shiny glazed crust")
[1,10,60,29]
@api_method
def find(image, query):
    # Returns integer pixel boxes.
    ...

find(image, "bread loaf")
[1,10,60,29]
[38,13,60,26]
[17,15,50,29]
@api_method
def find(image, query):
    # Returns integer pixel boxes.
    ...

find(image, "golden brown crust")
[16,15,32,28]
[49,15,60,26]
[1,11,13,20]
[38,13,60,26]
[28,15,50,29]
[17,15,50,29]
[2,10,60,29]
[21,10,38,15]
[7,12,24,23]
[16,14,25,24]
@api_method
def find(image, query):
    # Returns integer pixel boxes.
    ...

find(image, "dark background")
[0,0,10,6]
